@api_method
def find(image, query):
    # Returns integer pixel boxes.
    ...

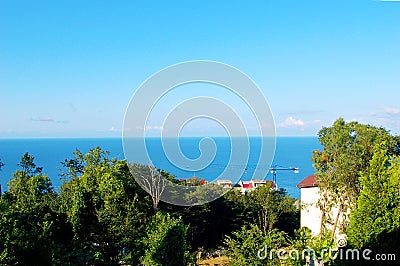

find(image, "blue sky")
[0,0,399,138]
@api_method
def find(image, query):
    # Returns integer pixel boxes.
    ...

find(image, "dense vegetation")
[0,148,298,265]
[0,118,399,265]
[312,118,400,265]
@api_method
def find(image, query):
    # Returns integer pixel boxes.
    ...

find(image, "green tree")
[245,183,298,235]
[312,118,398,238]
[60,149,85,179]
[288,227,314,266]
[222,185,299,265]
[58,147,154,264]
[347,141,400,255]
[141,212,188,266]
[168,192,238,252]
[0,153,68,265]
[184,181,226,205]
[224,224,288,266]
[17,152,43,177]
[0,158,4,195]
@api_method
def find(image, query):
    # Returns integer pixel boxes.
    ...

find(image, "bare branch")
[140,163,166,211]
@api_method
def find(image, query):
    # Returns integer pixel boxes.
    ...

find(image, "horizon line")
[0,135,318,140]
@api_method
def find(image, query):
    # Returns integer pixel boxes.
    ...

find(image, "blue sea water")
[0,137,321,198]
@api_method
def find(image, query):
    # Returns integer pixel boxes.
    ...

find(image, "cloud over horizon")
[384,107,400,115]
[278,117,306,128]
[30,117,69,124]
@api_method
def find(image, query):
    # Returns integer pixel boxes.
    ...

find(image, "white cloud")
[31,117,55,122]
[30,117,69,123]
[142,125,163,132]
[384,107,400,115]
[278,117,306,128]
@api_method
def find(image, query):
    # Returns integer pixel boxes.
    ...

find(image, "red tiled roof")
[297,175,319,188]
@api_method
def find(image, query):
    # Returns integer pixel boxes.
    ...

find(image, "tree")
[142,164,166,211]
[1,148,191,264]
[59,149,85,179]
[0,153,66,265]
[245,183,298,235]
[129,163,167,211]
[347,141,400,255]
[141,212,188,266]
[168,191,238,252]
[184,181,226,205]
[224,224,288,266]
[17,152,43,177]
[58,147,153,265]
[312,118,398,238]
[0,158,4,195]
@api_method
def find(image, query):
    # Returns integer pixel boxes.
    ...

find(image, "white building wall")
[300,186,321,236]
[300,186,350,239]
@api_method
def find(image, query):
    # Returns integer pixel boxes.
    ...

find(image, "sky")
[0,0,399,138]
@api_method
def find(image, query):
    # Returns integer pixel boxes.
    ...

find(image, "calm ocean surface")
[0,137,321,198]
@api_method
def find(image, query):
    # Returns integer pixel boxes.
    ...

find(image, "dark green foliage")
[312,118,399,237]
[0,158,4,195]
[17,152,43,177]
[0,153,71,265]
[347,142,400,257]
[311,119,400,265]
[141,212,187,266]
[0,149,156,265]
[223,184,299,236]
[164,194,239,251]
[0,147,300,264]
[313,118,398,203]
[222,185,299,265]
[57,147,154,265]
[224,224,288,266]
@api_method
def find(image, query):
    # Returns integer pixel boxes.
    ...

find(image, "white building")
[235,179,277,194]
[297,175,321,236]
[215,179,233,189]
[297,175,349,238]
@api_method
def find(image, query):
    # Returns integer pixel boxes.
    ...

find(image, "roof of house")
[296,175,319,188]
[242,182,253,189]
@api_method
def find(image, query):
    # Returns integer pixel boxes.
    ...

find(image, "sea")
[0,137,321,199]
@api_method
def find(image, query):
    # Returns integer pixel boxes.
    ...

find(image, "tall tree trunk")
[331,194,346,241]
[319,190,328,240]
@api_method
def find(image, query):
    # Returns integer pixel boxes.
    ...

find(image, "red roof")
[242,183,253,189]
[297,175,319,188]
